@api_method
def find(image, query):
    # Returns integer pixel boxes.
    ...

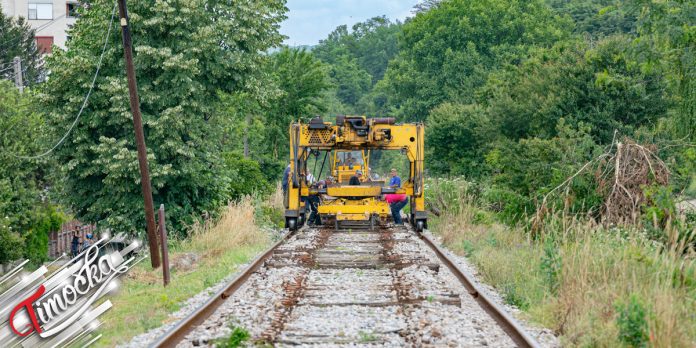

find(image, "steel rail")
[417,231,541,348]
[149,229,298,348]
[150,227,540,347]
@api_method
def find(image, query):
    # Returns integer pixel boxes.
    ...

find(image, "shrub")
[216,326,250,348]
[615,294,649,348]
[0,226,24,265]
[540,239,561,294]
[222,152,272,200]
[24,206,66,265]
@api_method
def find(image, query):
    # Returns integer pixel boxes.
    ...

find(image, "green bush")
[0,226,24,265]
[615,294,649,348]
[222,152,272,200]
[24,206,66,265]
[501,283,530,310]
[481,186,531,225]
[426,103,496,177]
[540,239,561,294]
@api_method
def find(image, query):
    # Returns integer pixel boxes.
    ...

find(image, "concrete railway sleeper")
[150,226,541,347]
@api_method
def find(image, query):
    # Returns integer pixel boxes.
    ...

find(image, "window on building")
[28,4,53,20]
[35,36,54,54]
[66,3,79,18]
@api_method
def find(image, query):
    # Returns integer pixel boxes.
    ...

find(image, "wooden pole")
[158,204,170,286]
[117,0,160,268]
[13,57,23,93]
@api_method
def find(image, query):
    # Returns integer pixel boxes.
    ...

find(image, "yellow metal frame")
[286,116,426,230]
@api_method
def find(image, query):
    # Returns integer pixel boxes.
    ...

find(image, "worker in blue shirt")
[389,168,401,188]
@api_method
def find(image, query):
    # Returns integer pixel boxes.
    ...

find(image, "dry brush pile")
[533,137,678,237]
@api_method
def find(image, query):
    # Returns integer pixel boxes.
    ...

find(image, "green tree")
[384,0,571,120]
[24,206,66,265]
[546,0,637,37]
[327,55,371,107]
[0,81,66,264]
[483,37,667,143]
[631,0,695,140]
[0,226,23,265]
[426,103,495,177]
[264,47,330,160]
[313,17,402,112]
[314,16,401,84]
[0,81,45,236]
[41,0,286,236]
[0,6,43,85]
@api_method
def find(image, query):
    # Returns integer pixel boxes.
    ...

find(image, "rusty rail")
[149,229,298,348]
[150,227,540,347]
[417,231,540,348]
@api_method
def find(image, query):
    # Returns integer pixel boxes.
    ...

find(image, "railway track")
[150,225,541,347]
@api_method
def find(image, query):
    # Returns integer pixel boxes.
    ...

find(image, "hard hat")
[86,233,93,239]
[356,170,363,175]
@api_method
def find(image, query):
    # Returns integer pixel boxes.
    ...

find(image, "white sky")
[280,0,422,46]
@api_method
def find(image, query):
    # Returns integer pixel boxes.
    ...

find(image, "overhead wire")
[7,2,117,160]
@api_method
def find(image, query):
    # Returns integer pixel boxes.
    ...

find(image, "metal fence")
[48,220,96,259]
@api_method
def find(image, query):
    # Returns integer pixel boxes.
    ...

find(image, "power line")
[9,3,117,160]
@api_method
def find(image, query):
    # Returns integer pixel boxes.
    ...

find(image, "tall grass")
[183,196,269,257]
[96,196,278,347]
[428,178,696,347]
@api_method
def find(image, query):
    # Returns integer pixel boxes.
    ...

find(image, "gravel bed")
[421,230,560,348]
[121,226,559,348]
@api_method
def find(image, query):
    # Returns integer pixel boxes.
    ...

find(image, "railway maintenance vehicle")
[284,115,427,231]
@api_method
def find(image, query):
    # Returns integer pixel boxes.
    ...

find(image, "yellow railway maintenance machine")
[285,115,427,232]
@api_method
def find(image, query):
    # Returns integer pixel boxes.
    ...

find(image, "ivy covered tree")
[631,0,695,141]
[41,0,286,236]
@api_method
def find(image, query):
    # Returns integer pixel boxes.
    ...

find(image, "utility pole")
[117,0,160,268]
[13,57,23,93]
[243,114,250,158]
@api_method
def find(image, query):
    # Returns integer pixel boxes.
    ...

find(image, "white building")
[1,0,78,53]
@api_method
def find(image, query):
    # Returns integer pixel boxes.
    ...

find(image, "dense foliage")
[41,0,286,236]
[0,81,64,264]
[311,0,693,224]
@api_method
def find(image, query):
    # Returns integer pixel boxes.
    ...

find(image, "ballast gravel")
[119,226,559,348]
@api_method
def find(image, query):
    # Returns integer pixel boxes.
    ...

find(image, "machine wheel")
[415,219,426,232]
[286,217,297,231]
[298,213,306,227]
